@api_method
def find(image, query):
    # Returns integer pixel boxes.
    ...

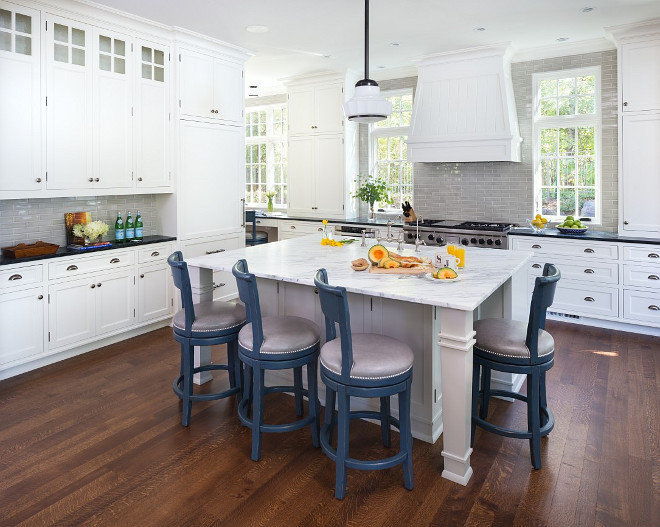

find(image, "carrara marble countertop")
[186,236,532,312]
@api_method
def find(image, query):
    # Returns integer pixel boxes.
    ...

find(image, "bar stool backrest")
[314,268,354,384]
[167,251,196,334]
[526,263,561,363]
[232,259,265,357]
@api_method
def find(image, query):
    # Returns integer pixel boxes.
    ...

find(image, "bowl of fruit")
[527,214,548,232]
[556,216,588,234]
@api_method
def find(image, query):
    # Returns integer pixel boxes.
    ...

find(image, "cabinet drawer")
[623,290,660,325]
[182,235,243,259]
[137,243,172,264]
[511,237,618,259]
[49,251,134,280]
[623,264,660,290]
[0,265,43,290]
[280,221,326,236]
[528,258,618,284]
[551,282,619,318]
[622,245,660,263]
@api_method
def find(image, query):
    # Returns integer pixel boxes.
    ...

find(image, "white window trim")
[532,66,602,224]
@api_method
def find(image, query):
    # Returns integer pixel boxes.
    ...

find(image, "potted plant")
[265,189,277,212]
[352,174,393,219]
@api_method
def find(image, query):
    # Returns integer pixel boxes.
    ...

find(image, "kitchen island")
[186,236,532,485]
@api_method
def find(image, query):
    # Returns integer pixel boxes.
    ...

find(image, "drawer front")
[138,243,172,265]
[529,258,618,284]
[49,251,134,280]
[0,265,43,290]
[551,282,619,318]
[623,290,660,325]
[280,221,326,236]
[622,245,660,263]
[511,237,618,259]
[623,264,660,290]
[182,234,243,259]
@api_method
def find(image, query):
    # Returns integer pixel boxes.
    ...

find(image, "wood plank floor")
[0,321,658,526]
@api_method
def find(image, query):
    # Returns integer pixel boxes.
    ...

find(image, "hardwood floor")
[1,321,658,526]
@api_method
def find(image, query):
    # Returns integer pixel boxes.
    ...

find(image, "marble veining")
[186,236,532,312]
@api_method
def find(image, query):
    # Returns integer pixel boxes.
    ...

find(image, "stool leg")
[294,366,304,417]
[471,362,480,447]
[243,364,253,420]
[251,366,265,461]
[335,386,350,500]
[226,340,238,390]
[323,386,336,447]
[380,396,391,448]
[399,379,414,490]
[480,366,492,420]
[307,359,320,448]
[181,342,194,427]
[540,370,548,428]
[528,369,542,469]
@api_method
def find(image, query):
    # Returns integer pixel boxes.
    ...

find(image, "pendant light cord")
[364,0,369,79]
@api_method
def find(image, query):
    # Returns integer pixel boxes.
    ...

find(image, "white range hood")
[407,44,522,163]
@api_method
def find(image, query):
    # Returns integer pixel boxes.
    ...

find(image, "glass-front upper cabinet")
[0,1,41,195]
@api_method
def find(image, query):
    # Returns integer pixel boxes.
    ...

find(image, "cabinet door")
[95,269,134,335]
[135,40,171,188]
[287,136,315,215]
[45,15,93,190]
[314,135,345,217]
[49,278,96,349]
[179,120,244,239]
[93,28,132,189]
[0,1,41,193]
[0,286,45,365]
[179,48,214,119]
[622,40,660,112]
[315,84,344,133]
[287,86,315,135]
[621,114,660,234]
[138,264,173,322]
[213,59,243,124]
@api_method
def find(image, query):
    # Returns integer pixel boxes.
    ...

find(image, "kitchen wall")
[0,195,161,249]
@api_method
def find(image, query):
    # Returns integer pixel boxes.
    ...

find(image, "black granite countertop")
[253,211,406,227]
[508,228,660,245]
[0,235,177,266]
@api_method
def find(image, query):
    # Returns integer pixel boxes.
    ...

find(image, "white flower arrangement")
[73,220,109,240]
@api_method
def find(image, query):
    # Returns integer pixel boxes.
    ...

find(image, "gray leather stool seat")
[473,319,554,365]
[320,334,414,386]
[173,301,246,339]
[238,316,320,358]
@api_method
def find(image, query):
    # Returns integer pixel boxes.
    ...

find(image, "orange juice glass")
[453,246,465,267]
[446,244,456,256]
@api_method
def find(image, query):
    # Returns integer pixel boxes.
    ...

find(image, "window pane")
[541,159,557,186]
[72,28,85,47]
[578,188,596,218]
[141,46,151,62]
[559,188,576,216]
[0,9,10,30]
[578,158,595,186]
[99,53,111,71]
[114,39,125,57]
[0,30,10,52]
[15,13,31,34]
[577,127,594,154]
[540,128,557,154]
[71,47,85,66]
[141,63,151,79]
[559,158,575,186]
[540,79,556,98]
[541,188,557,216]
[558,128,575,155]
[154,66,164,82]
[389,137,401,160]
[558,97,576,115]
[577,95,595,114]
[576,75,594,95]
[154,49,164,65]
[114,57,125,74]
[540,99,556,117]
[54,23,68,43]
[54,43,68,62]
[99,35,111,53]
[558,78,575,96]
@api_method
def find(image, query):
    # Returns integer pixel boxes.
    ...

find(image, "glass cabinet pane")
[15,34,30,55]
[15,13,30,34]
[114,56,125,74]
[154,66,164,82]
[99,34,111,53]
[0,9,11,30]
[114,39,125,56]
[72,27,84,46]
[154,49,164,65]
[141,45,151,62]
[71,47,84,66]
[141,62,151,79]
[99,53,111,71]
[54,43,68,62]
[54,23,68,43]
[0,31,10,52]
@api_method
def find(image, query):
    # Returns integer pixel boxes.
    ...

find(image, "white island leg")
[186,264,215,384]
[438,307,476,485]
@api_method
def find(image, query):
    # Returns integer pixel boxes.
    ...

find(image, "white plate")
[423,272,461,283]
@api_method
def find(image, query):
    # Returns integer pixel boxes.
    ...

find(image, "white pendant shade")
[343,84,392,123]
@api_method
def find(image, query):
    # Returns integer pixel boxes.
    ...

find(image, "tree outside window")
[371,90,414,209]
[245,105,287,207]
[533,69,600,221]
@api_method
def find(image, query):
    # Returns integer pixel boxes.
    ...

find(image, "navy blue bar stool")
[232,259,321,461]
[314,268,414,500]
[471,263,561,469]
[168,251,246,426]
[245,210,268,246]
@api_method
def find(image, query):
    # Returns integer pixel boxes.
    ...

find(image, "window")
[533,68,600,222]
[245,105,287,207]
[371,89,414,209]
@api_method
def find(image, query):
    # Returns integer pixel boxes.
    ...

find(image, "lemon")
[541,217,548,224]
[535,213,542,220]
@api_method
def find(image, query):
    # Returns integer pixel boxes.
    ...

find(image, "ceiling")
[90,0,660,94]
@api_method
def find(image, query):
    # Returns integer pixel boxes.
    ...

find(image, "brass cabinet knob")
[36,177,42,183]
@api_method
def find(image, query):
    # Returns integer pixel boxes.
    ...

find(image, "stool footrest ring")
[173,363,240,402]
[237,389,315,434]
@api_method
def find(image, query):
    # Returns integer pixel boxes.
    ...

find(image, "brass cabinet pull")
[318,227,323,232]
[532,244,541,249]
[584,269,595,274]
[94,178,99,182]
[532,264,542,269]
[584,248,594,253]
[623,102,628,106]
[97,283,102,287]
[110,258,120,264]
[38,294,43,300]
[649,253,659,259]
[151,251,160,257]
[36,177,42,183]
[90,284,96,288]
[584,296,595,302]
[649,275,659,280]
[205,249,225,255]
[66,265,78,271]
[140,274,144,278]
[88,177,93,182]
[649,305,660,311]
[290,225,296,229]
[137,177,143,182]
[8,274,22,280]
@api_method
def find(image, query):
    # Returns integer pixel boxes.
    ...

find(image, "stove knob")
[461,238,469,245]
[495,239,502,246]
[478,239,485,245]
[428,234,435,241]
[436,236,444,245]
[470,238,477,244]
[407,233,414,240]
[487,239,493,245]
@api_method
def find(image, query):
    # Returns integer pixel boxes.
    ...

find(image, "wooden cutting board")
[367,265,433,275]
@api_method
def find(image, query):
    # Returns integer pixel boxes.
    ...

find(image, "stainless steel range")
[402,220,514,249]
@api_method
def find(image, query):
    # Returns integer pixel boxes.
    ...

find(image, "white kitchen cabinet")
[135,39,171,189]
[179,47,243,125]
[0,1,41,194]
[278,220,328,240]
[620,39,660,112]
[179,119,244,239]
[287,83,344,136]
[136,243,174,323]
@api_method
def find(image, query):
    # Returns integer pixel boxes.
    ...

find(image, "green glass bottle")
[114,212,125,244]
[135,210,143,241]
[125,211,135,242]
